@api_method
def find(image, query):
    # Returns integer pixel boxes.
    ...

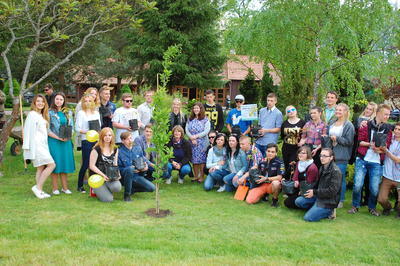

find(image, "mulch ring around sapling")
[145,208,172,218]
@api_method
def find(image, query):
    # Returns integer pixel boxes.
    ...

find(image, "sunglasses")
[235,100,243,103]
[287,108,296,113]
[124,100,133,103]
[44,89,49,92]
[209,136,216,139]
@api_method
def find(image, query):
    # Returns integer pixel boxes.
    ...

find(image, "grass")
[0,138,399,265]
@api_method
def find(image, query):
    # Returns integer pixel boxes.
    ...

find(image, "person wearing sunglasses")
[226,94,251,136]
[256,93,283,157]
[43,83,55,106]
[281,105,306,180]
[295,148,342,222]
[112,93,143,145]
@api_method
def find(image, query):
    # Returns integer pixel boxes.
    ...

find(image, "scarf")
[298,159,314,173]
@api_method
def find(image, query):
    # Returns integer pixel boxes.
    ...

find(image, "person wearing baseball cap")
[225,94,251,135]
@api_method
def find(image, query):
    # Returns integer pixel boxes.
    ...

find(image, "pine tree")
[239,70,258,104]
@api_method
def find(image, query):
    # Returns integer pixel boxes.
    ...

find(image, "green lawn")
[0,138,399,265]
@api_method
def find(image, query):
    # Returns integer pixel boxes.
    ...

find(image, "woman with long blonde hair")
[23,94,56,199]
[75,94,101,193]
[169,98,187,131]
[89,127,121,202]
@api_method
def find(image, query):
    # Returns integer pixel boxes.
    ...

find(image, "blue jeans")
[78,140,95,188]
[223,172,238,192]
[295,196,332,221]
[336,163,348,202]
[121,168,155,196]
[163,163,191,180]
[204,169,229,191]
[256,143,267,158]
[352,158,383,209]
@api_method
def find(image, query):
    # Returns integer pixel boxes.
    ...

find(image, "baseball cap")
[235,94,245,101]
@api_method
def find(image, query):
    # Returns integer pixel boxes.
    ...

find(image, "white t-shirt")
[329,124,344,137]
[112,107,140,143]
[75,110,101,141]
[364,129,380,164]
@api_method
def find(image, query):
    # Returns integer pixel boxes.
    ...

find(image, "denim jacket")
[118,144,151,173]
[49,109,74,137]
[223,149,248,177]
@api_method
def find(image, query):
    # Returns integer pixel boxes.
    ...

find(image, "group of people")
[22,85,400,222]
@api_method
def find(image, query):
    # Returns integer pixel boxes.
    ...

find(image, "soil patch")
[145,208,172,218]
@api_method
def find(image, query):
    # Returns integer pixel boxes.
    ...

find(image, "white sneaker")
[178,178,184,184]
[32,185,44,199]
[217,185,226,192]
[165,178,172,185]
[52,190,60,195]
[41,192,51,198]
[337,202,344,208]
[62,189,72,194]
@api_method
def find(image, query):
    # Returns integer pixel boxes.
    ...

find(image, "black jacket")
[166,138,192,166]
[313,161,342,209]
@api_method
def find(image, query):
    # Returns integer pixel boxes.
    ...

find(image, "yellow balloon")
[88,174,104,189]
[86,130,99,142]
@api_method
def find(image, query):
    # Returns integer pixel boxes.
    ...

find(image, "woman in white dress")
[23,94,56,199]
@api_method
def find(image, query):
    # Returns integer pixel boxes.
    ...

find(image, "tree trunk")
[311,40,321,107]
[156,183,160,214]
[0,100,20,164]
[117,76,122,92]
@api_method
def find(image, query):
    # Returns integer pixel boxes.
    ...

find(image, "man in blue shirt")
[118,132,155,202]
[226,94,251,135]
[256,93,283,157]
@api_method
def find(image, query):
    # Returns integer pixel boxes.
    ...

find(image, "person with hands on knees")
[118,132,155,202]
[246,143,284,207]
[204,133,227,191]
[164,126,193,184]
[295,148,342,222]
[284,146,319,209]
[89,127,122,202]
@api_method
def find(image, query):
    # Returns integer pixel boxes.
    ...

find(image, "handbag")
[129,119,139,131]
[104,165,120,181]
[99,106,111,118]
[299,180,316,196]
[133,156,146,171]
[88,120,101,132]
[282,179,295,195]
[321,135,332,149]
[59,125,72,139]
[234,180,249,201]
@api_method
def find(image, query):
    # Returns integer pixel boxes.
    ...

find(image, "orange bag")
[234,180,249,201]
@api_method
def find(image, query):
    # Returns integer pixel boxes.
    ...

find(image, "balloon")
[86,130,99,142]
[88,174,104,189]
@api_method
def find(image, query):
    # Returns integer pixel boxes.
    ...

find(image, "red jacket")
[357,121,392,164]
[293,162,319,184]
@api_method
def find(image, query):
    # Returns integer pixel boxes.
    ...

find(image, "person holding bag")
[89,127,121,202]
[23,95,56,199]
[284,146,319,209]
[75,94,102,193]
[48,92,75,195]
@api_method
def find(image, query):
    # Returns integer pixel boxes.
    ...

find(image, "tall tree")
[224,0,399,108]
[239,69,258,104]
[0,0,155,163]
[128,0,226,89]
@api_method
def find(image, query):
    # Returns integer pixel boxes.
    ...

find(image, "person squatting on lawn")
[245,143,285,207]
[204,132,227,191]
[23,94,56,199]
[377,122,400,218]
[284,146,319,209]
[118,131,155,202]
[89,127,121,202]
[295,148,342,222]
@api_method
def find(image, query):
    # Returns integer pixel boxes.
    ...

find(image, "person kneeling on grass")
[295,148,342,222]
[118,131,155,202]
[245,143,284,207]
[89,127,122,202]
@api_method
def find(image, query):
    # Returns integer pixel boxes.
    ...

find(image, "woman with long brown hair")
[186,102,210,182]
[23,94,56,199]
[89,127,121,202]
